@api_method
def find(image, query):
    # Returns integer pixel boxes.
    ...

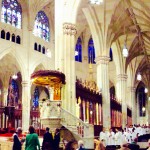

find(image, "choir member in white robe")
[99,127,107,147]
[126,130,132,143]
[131,128,137,143]
[107,128,115,145]
[114,128,123,146]
[137,126,142,136]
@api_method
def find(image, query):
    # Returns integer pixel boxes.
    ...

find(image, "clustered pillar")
[130,87,137,125]
[62,23,77,115]
[116,74,127,128]
[96,56,111,129]
[22,80,31,132]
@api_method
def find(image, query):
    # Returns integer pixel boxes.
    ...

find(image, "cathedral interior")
[0,0,150,149]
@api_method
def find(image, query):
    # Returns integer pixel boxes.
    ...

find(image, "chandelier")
[89,0,103,5]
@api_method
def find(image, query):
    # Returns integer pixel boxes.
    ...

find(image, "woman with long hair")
[25,125,40,150]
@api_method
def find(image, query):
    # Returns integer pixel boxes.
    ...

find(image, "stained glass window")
[88,37,96,64]
[137,86,146,117]
[1,0,22,29]
[7,78,19,106]
[33,11,50,42]
[109,48,113,61]
[75,37,82,62]
[33,87,39,108]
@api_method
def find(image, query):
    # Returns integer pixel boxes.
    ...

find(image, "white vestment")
[107,131,115,145]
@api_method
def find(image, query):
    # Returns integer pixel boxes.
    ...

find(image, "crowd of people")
[99,124,150,149]
[12,126,61,150]
[11,124,150,150]
[12,126,85,150]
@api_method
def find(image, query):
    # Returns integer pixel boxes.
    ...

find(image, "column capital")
[63,23,77,35]
[95,56,110,65]
[117,74,128,81]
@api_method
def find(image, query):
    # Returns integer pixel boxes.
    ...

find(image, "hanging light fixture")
[144,88,148,93]
[137,73,142,81]
[122,44,128,57]
[122,26,129,58]
[89,0,103,5]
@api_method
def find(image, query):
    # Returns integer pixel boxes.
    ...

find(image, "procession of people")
[99,124,150,148]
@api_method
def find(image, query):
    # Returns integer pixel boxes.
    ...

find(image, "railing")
[60,108,93,138]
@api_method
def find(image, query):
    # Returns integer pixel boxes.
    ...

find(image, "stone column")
[62,23,77,115]
[136,94,140,124]
[2,88,8,106]
[116,74,127,128]
[130,87,137,125]
[96,56,111,129]
[22,81,31,132]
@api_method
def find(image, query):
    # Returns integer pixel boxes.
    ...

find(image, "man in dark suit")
[53,128,60,150]
[12,127,23,150]
[42,127,53,150]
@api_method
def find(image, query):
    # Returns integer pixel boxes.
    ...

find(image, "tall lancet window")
[88,37,96,64]
[1,0,22,29]
[109,48,113,61]
[33,87,39,108]
[8,78,19,106]
[75,37,82,62]
[33,11,50,42]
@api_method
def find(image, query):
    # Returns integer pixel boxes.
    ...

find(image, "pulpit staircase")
[60,108,94,149]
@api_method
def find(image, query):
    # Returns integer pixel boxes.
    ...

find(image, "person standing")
[12,127,23,150]
[42,127,53,150]
[107,128,115,146]
[53,128,60,150]
[25,125,40,150]
[114,128,122,146]
[76,140,85,150]
[99,127,107,147]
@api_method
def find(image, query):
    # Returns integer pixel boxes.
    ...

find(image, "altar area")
[31,70,65,130]
[0,70,66,149]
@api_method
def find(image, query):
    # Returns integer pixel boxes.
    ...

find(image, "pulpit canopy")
[31,70,66,86]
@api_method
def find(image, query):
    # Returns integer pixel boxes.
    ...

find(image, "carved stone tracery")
[117,74,128,81]
[95,56,110,65]
[63,23,77,35]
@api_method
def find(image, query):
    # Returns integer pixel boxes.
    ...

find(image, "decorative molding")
[63,23,77,36]
[22,81,30,87]
[95,56,110,65]
[117,74,128,81]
